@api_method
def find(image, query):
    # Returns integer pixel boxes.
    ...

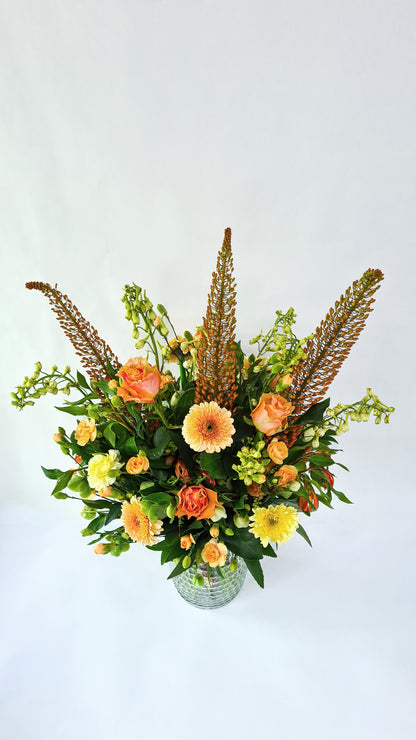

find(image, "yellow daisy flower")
[249,504,299,547]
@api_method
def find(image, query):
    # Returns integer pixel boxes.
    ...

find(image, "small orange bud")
[53,433,62,443]
[99,486,112,498]
[94,544,107,554]
[180,534,195,550]
[209,526,219,538]
[108,379,118,391]
[74,454,82,464]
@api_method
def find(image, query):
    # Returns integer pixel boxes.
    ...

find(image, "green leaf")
[309,454,335,466]
[263,543,277,558]
[82,499,112,509]
[67,475,91,496]
[103,423,116,447]
[122,437,138,456]
[333,489,353,504]
[199,451,227,479]
[148,504,166,521]
[41,466,64,480]
[51,470,73,495]
[174,388,195,420]
[88,513,107,533]
[153,426,171,448]
[245,559,264,588]
[76,370,90,390]
[105,504,122,525]
[297,398,331,425]
[104,350,117,379]
[296,523,312,547]
[55,404,87,416]
[141,492,172,506]
[222,528,264,560]
[167,560,188,579]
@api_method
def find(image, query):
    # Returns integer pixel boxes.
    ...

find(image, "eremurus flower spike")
[195,228,238,411]
[283,268,384,446]
[25,282,120,379]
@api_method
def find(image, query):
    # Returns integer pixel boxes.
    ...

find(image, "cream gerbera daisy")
[121,496,163,545]
[182,401,235,453]
[249,504,299,547]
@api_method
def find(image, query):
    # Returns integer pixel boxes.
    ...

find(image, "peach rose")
[251,393,294,435]
[116,357,161,403]
[247,482,265,498]
[270,373,293,390]
[175,484,220,520]
[52,432,62,443]
[74,417,97,446]
[126,455,150,474]
[277,464,298,487]
[201,540,227,568]
[108,379,118,391]
[267,439,289,465]
[94,544,107,554]
[180,534,195,550]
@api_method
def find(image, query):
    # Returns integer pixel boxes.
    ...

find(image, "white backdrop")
[1,1,415,739]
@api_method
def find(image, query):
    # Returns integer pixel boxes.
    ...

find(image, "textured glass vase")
[172,554,247,609]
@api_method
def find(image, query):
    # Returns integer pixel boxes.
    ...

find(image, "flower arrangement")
[12,229,394,589]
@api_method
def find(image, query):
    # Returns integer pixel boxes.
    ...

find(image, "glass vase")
[172,554,247,609]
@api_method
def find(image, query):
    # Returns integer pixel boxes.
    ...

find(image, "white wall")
[1,2,415,739]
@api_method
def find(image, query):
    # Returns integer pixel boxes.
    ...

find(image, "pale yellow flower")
[87,450,123,492]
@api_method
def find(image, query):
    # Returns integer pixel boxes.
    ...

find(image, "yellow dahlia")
[121,496,163,545]
[182,401,235,453]
[87,449,123,492]
[249,504,299,547]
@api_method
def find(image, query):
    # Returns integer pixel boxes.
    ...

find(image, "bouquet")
[12,228,393,590]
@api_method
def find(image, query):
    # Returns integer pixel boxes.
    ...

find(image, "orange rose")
[277,464,298,487]
[251,393,294,435]
[126,455,150,474]
[267,439,289,465]
[247,482,265,498]
[180,534,195,550]
[201,540,227,568]
[74,417,97,446]
[175,484,219,520]
[116,357,161,403]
